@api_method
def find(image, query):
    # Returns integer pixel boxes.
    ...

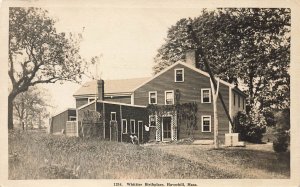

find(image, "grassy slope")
[8,130,289,179]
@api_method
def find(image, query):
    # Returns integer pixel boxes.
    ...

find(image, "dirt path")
[147,143,289,179]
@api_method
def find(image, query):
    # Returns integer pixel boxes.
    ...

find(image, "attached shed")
[49,108,76,134]
[77,100,148,143]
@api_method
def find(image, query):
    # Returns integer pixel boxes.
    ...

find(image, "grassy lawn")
[8,130,289,179]
[149,143,289,178]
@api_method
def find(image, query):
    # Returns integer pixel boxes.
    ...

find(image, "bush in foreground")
[233,112,265,143]
[273,109,290,153]
[273,130,289,153]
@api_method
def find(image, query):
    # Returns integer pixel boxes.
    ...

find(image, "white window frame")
[149,115,156,127]
[130,119,135,134]
[138,121,143,127]
[69,116,76,121]
[201,88,211,103]
[122,119,128,134]
[201,115,211,132]
[148,91,157,104]
[174,68,184,82]
[165,90,174,105]
[111,112,116,121]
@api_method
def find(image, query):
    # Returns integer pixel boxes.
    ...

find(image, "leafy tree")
[13,86,51,130]
[153,8,290,125]
[8,7,86,129]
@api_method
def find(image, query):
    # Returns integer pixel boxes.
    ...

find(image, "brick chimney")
[97,79,104,100]
[185,50,196,67]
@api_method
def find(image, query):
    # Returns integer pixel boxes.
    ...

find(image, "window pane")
[150,92,156,104]
[203,125,210,132]
[202,90,210,103]
[150,116,156,127]
[122,120,127,133]
[111,113,116,121]
[166,92,174,104]
[131,120,135,133]
[202,117,210,132]
[176,70,183,82]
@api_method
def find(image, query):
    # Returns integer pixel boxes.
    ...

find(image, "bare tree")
[13,86,51,130]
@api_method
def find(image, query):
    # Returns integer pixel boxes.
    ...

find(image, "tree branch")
[8,51,16,86]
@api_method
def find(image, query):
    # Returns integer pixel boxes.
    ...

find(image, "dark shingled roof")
[73,77,150,96]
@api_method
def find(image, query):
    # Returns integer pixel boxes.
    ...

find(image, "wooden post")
[211,78,220,149]
[120,105,123,142]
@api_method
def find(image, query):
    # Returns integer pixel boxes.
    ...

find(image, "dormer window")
[175,68,184,82]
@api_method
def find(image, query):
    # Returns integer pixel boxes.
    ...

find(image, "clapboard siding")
[51,109,76,134]
[231,89,247,118]
[77,102,96,122]
[76,98,89,108]
[95,102,147,143]
[68,109,76,118]
[104,96,131,104]
[120,105,147,142]
[134,63,230,142]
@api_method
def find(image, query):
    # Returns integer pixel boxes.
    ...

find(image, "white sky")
[42,6,206,115]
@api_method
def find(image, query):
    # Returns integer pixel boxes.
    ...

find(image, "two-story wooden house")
[50,51,246,144]
[132,51,246,143]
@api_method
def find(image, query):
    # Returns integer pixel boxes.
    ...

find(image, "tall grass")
[8,130,236,179]
[8,130,289,179]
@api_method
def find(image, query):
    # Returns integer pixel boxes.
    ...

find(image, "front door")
[162,117,172,141]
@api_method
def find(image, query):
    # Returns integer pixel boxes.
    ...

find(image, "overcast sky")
[42,5,205,115]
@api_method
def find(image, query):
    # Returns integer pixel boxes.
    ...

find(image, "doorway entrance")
[162,116,172,141]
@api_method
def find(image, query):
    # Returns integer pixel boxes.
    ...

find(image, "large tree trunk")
[8,94,15,130]
[247,70,254,115]
[211,78,220,149]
